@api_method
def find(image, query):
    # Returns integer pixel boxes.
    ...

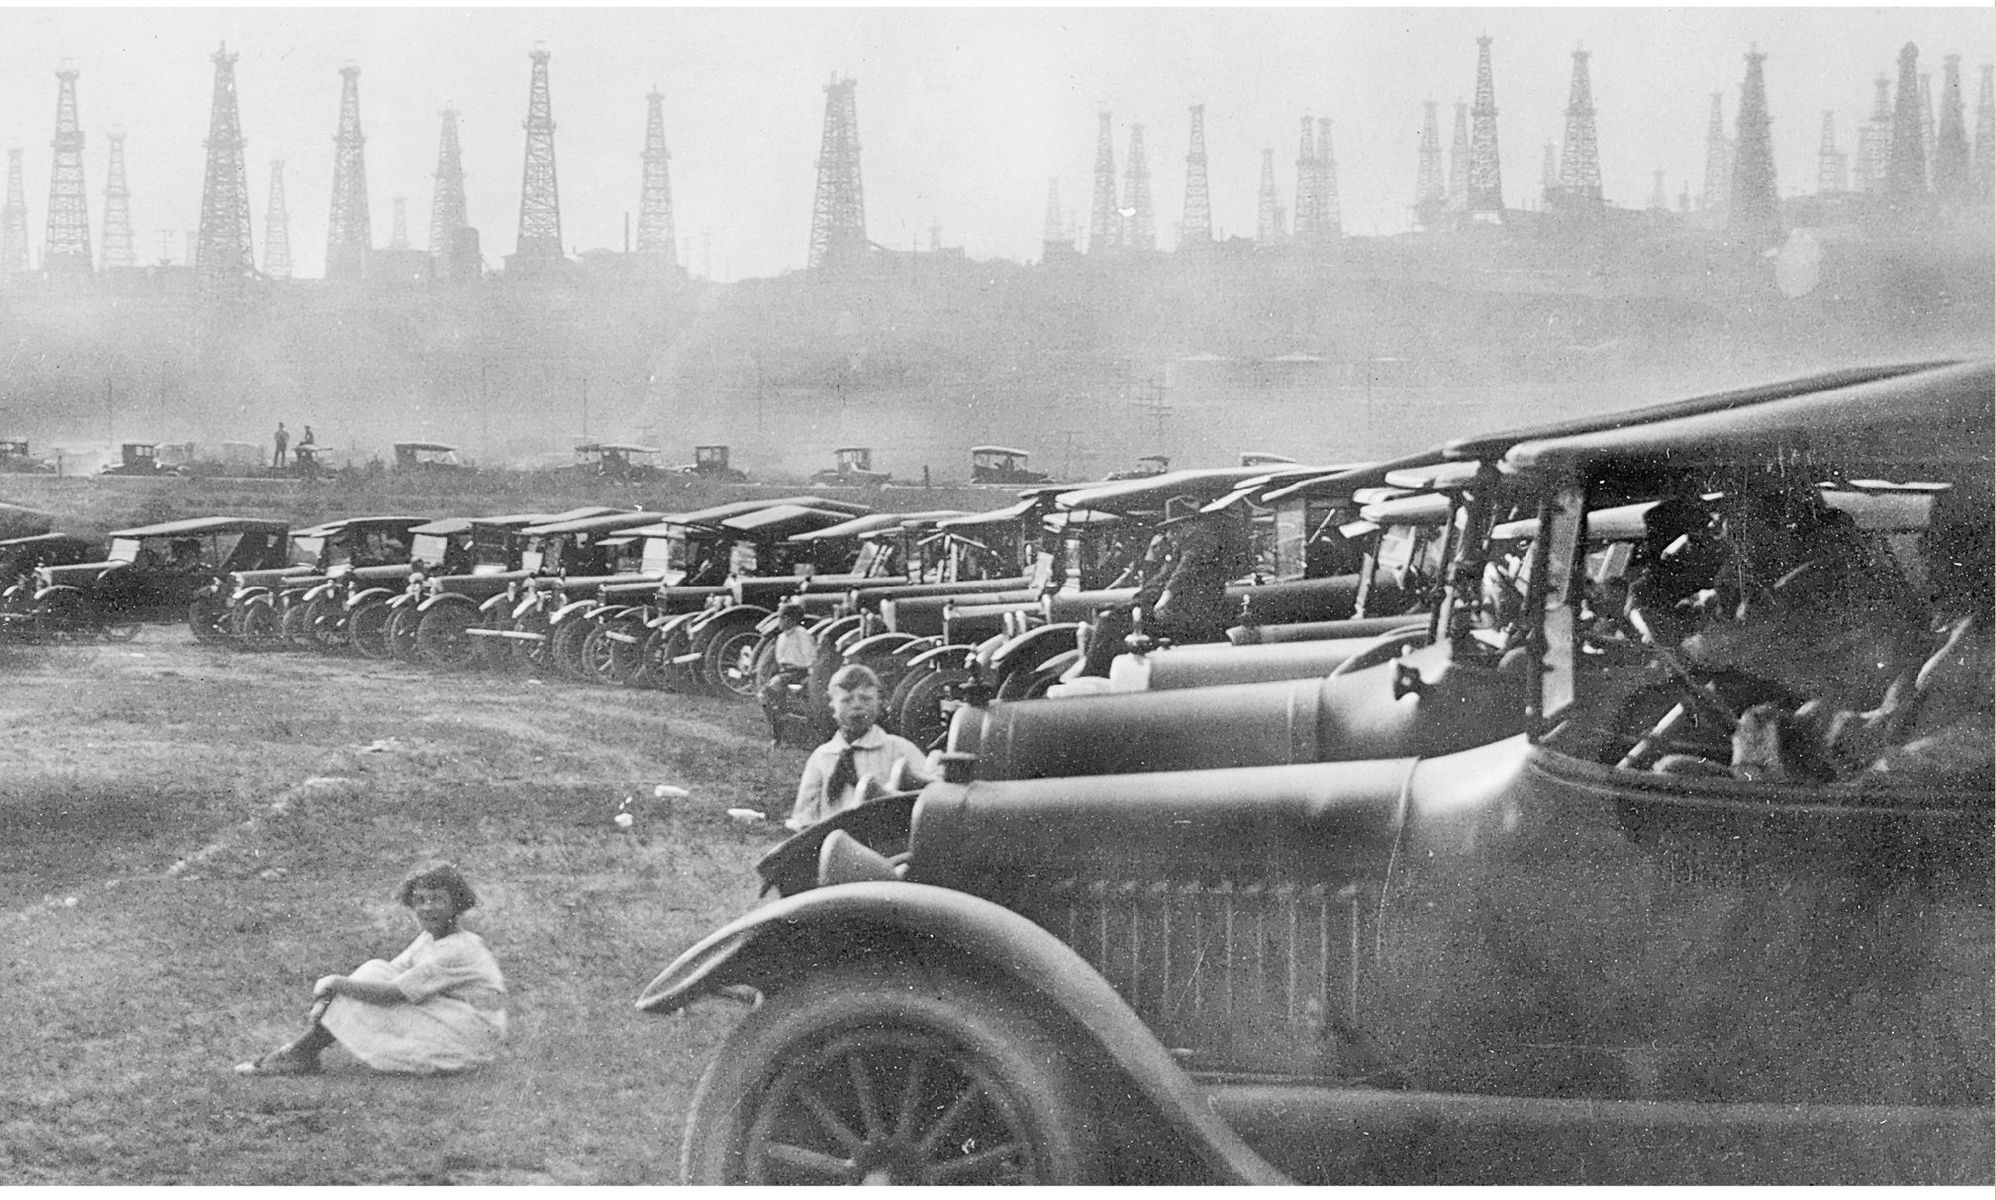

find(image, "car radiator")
[1027,878,1378,1078]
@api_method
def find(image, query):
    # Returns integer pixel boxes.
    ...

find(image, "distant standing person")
[235,862,507,1077]
[758,602,816,746]
[298,425,316,450]
[272,422,289,468]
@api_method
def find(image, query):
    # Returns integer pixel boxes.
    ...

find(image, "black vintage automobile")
[11,516,291,642]
[638,359,1993,1185]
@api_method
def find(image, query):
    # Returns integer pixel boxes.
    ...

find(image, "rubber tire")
[701,621,766,700]
[38,590,95,643]
[416,605,479,669]
[188,594,231,646]
[235,602,283,651]
[550,617,597,681]
[385,605,422,663]
[507,613,553,676]
[278,598,315,647]
[348,600,395,659]
[599,616,654,687]
[470,613,512,672]
[651,622,701,693]
[578,622,624,684]
[682,964,1095,1185]
[895,664,974,753]
[303,594,346,652]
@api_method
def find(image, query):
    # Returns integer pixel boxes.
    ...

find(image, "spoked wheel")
[348,600,395,658]
[507,613,554,676]
[188,594,232,646]
[579,622,623,684]
[303,595,347,653]
[650,623,701,693]
[415,605,479,669]
[702,623,767,700]
[384,606,422,662]
[601,618,655,687]
[683,967,1093,1185]
[470,614,512,672]
[895,665,975,753]
[234,602,283,651]
[278,599,315,648]
[550,617,597,682]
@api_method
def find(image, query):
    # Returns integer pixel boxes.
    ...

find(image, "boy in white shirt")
[787,664,932,831]
[758,603,816,745]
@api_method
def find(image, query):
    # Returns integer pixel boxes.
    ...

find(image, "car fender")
[300,580,340,604]
[549,598,598,626]
[344,586,400,611]
[30,583,87,606]
[385,590,420,610]
[232,586,277,607]
[646,609,701,634]
[842,631,926,663]
[416,593,479,614]
[905,642,977,671]
[480,591,516,618]
[989,621,1082,678]
[689,603,770,647]
[635,880,1287,1186]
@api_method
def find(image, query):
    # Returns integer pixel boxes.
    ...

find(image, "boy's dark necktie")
[826,745,859,802]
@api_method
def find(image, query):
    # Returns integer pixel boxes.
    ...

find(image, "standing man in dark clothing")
[273,423,289,469]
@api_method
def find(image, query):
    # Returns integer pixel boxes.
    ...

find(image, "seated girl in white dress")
[236,862,507,1077]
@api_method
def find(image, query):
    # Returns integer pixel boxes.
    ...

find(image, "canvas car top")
[791,510,969,542]
[407,512,557,536]
[1501,359,1993,484]
[109,516,289,538]
[720,504,862,539]
[392,441,458,452]
[936,497,1040,529]
[521,510,659,537]
[1056,466,1283,514]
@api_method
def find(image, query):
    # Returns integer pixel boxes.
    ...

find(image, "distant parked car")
[970,445,1050,485]
[574,442,664,481]
[812,446,891,488]
[10,517,289,642]
[393,441,471,473]
[0,439,55,474]
[679,444,748,483]
[100,442,186,477]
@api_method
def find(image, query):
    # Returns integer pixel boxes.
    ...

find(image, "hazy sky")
[0,5,1988,280]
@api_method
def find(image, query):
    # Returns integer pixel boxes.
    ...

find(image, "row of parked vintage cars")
[3,359,1990,1184]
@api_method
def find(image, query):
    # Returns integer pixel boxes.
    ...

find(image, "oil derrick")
[1447,101,1469,212]
[515,48,565,264]
[636,88,676,261]
[429,108,470,278]
[196,44,256,296]
[100,132,134,269]
[1042,178,1072,258]
[1977,65,1995,201]
[1856,75,1891,194]
[1919,72,1937,189]
[1122,122,1154,251]
[263,160,292,279]
[1,150,27,272]
[44,68,91,274]
[1728,48,1781,248]
[807,75,866,269]
[324,65,373,280]
[1317,117,1340,237]
[388,197,410,250]
[1255,147,1281,245]
[1554,47,1603,214]
[1413,101,1446,228]
[1291,117,1317,242]
[1701,93,1731,212]
[1816,112,1848,195]
[1933,55,1970,202]
[1887,44,1928,198]
[1466,36,1504,221]
[1539,142,1556,208]
[1088,111,1118,253]
[1180,104,1212,247]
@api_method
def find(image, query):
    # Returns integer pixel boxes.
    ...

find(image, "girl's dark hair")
[396,862,478,913]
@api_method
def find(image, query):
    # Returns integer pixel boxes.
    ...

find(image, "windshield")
[108,538,141,564]
[289,535,327,568]
[410,533,452,566]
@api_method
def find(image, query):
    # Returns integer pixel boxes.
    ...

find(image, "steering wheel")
[1327,623,1430,678]
[1624,606,1740,732]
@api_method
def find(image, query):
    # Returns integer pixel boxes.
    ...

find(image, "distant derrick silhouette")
[1292,117,1317,243]
[807,75,866,269]
[1856,76,1892,194]
[263,160,291,278]
[326,64,373,280]
[1122,122,1154,251]
[1727,47,1781,247]
[1701,92,1733,212]
[1817,112,1848,195]
[100,132,135,269]
[637,88,676,261]
[429,108,470,278]
[44,68,92,274]
[1,150,28,272]
[1041,177,1071,258]
[388,196,410,251]
[1414,101,1446,228]
[1977,64,1995,201]
[1316,117,1341,238]
[515,48,565,263]
[1088,110,1117,253]
[1933,55,1970,201]
[1888,43,1928,198]
[196,43,256,297]
[1466,37,1504,220]
[1180,104,1211,247]
[1555,47,1603,213]
[1255,146,1280,245]
[1447,101,1469,213]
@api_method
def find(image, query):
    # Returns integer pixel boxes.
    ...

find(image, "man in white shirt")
[759,603,817,745]
[787,664,932,831]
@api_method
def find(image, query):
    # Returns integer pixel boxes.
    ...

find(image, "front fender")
[416,593,478,614]
[842,631,926,662]
[301,580,340,603]
[636,880,1286,1185]
[906,642,976,671]
[481,591,516,617]
[989,621,1081,677]
[345,586,399,611]
[550,598,598,625]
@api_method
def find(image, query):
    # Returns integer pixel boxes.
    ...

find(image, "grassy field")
[0,626,800,1184]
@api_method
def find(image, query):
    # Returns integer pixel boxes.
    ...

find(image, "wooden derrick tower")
[326,64,373,281]
[1728,47,1782,247]
[1414,101,1446,228]
[515,47,565,263]
[196,44,256,298]
[1555,46,1603,213]
[1180,104,1211,247]
[807,75,866,269]
[636,88,677,261]
[1888,43,1929,198]
[1121,122,1154,251]
[44,68,91,274]
[1,150,28,272]
[1466,36,1504,221]
[100,132,135,269]
[429,108,470,278]
[1933,55,1971,201]
[263,160,292,279]
[1087,110,1117,254]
